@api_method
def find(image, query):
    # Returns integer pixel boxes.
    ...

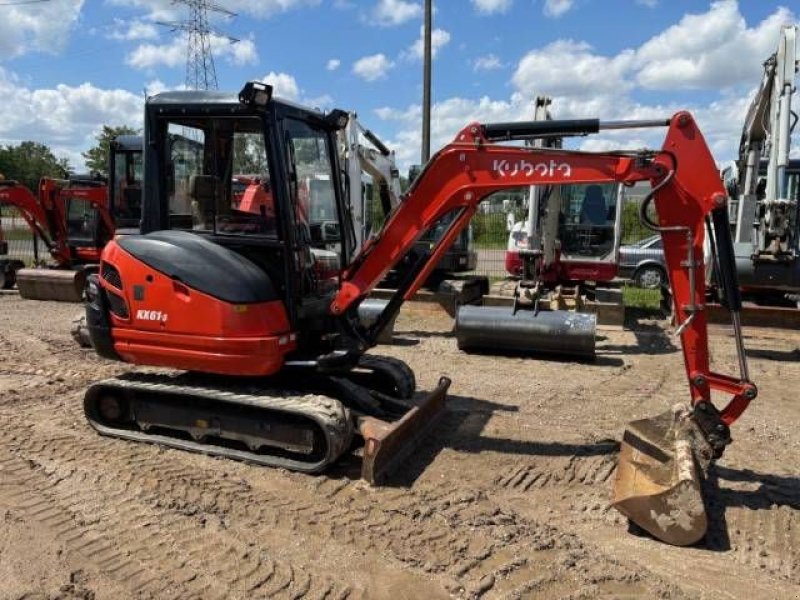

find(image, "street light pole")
[421,0,432,164]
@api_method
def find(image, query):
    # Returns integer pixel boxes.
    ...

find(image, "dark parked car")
[619,234,667,289]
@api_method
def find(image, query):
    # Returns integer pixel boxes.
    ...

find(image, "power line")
[158,0,238,91]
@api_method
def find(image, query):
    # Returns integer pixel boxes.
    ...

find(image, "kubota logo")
[136,309,168,322]
[493,158,572,178]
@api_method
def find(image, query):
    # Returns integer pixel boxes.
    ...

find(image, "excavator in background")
[723,24,800,301]
[83,82,757,546]
[0,189,25,289]
[0,136,142,301]
[344,114,481,293]
[470,96,625,359]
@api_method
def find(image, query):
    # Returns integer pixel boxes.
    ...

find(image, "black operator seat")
[580,185,608,225]
[117,230,277,304]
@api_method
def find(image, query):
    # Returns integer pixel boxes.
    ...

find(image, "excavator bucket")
[359,376,450,484]
[612,404,711,546]
[15,268,86,302]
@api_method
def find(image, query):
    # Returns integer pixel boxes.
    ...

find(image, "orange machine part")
[100,241,296,376]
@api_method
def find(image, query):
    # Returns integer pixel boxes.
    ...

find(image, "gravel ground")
[0,295,798,599]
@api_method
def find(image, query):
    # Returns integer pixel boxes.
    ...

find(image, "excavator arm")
[331,111,757,545]
[0,180,69,264]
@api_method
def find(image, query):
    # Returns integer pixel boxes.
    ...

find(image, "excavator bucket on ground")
[15,268,86,302]
[612,404,713,546]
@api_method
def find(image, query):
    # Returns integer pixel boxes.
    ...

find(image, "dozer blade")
[16,268,86,302]
[612,404,712,546]
[359,376,450,485]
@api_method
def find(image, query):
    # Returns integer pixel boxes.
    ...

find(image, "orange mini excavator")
[0,136,142,301]
[83,82,757,546]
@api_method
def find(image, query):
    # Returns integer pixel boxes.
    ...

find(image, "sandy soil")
[0,294,798,599]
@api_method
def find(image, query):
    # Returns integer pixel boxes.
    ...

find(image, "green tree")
[82,125,139,175]
[0,141,71,191]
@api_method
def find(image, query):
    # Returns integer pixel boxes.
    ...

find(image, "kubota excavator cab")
[120,86,355,350]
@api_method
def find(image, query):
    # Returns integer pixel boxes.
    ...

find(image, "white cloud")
[636,0,658,7]
[108,18,159,41]
[127,39,184,69]
[471,0,512,15]
[353,54,395,81]
[370,0,421,27]
[221,0,321,18]
[127,33,258,70]
[109,0,319,20]
[261,72,334,108]
[228,36,259,66]
[262,72,300,101]
[473,54,504,71]
[326,58,341,71]
[405,27,451,61]
[0,0,84,59]
[0,68,143,171]
[543,0,574,18]
[633,0,794,90]
[512,40,634,98]
[370,2,800,173]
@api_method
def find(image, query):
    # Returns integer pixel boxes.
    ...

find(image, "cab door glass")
[558,183,618,260]
[164,119,276,237]
[284,119,341,291]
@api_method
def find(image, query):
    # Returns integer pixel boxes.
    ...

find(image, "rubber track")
[85,372,354,473]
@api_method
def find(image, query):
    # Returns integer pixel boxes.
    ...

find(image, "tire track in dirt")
[0,444,359,600]
[0,392,687,599]
[709,468,800,586]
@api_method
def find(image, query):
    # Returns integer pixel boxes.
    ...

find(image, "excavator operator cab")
[138,87,353,326]
[108,135,143,232]
[558,182,622,261]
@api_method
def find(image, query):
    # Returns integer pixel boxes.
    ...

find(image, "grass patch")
[2,229,35,241]
[473,240,507,250]
[622,284,662,309]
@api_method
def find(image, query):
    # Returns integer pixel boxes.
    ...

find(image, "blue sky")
[0,0,796,170]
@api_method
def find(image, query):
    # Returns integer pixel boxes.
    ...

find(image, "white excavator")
[724,24,800,300]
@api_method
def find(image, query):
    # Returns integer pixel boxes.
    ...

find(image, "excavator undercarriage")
[85,353,448,484]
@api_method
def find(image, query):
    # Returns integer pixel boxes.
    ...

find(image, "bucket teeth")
[612,404,712,546]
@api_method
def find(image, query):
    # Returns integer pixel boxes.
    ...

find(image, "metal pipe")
[421,0,432,163]
[455,305,596,359]
[730,311,750,382]
[598,119,670,130]
[482,117,671,142]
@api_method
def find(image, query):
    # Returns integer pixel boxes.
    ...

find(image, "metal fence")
[0,205,48,266]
